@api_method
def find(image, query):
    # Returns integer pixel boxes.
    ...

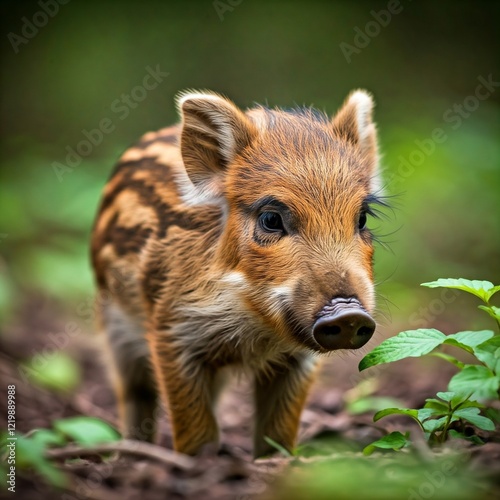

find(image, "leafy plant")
[271,451,478,500]
[0,417,120,488]
[363,431,410,455]
[1,431,68,488]
[359,278,499,449]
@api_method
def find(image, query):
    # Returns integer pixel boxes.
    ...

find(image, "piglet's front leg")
[253,354,316,458]
[147,332,219,455]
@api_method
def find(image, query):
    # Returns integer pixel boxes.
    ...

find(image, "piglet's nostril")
[326,325,341,335]
[357,325,374,337]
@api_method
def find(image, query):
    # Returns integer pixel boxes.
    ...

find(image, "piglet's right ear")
[331,90,377,159]
[177,91,256,198]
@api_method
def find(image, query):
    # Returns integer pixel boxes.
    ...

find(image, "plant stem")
[440,405,454,443]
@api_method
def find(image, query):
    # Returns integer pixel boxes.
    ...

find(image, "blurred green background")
[1,0,499,332]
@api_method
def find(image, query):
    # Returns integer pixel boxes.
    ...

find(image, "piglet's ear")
[177,91,256,198]
[331,90,377,159]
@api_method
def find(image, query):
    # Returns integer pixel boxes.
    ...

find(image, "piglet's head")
[178,90,383,353]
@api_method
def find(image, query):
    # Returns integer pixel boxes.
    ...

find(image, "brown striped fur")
[91,90,381,456]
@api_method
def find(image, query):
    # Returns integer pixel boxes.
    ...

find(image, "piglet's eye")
[358,210,367,231]
[259,212,285,233]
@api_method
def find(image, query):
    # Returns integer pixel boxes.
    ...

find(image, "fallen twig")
[45,439,196,469]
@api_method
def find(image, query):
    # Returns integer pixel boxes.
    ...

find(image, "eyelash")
[359,194,392,247]
[363,194,390,218]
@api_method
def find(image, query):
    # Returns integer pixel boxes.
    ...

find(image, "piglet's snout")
[312,298,375,351]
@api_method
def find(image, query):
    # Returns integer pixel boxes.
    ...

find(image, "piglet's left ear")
[177,91,256,199]
[331,90,377,159]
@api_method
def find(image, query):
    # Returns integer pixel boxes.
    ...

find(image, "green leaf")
[429,352,465,369]
[422,416,448,433]
[359,329,446,371]
[417,408,445,421]
[435,391,454,402]
[54,417,120,446]
[263,436,293,457]
[448,365,499,401]
[435,391,478,409]
[448,429,484,445]
[362,431,410,455]
[346,396,404,415]
[478,305,500,322]
[443,330,495,353]
[453,408,495,431]
[30,429,67,448]
[15,434,68,488]
[421,279,499,303]
[19,352,80,393]
[423,399,449,412]
[473,336,500,373]
[454,399,485,410]
[373,408,422,429]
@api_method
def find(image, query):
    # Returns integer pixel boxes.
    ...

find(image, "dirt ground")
[1,294,499,500]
